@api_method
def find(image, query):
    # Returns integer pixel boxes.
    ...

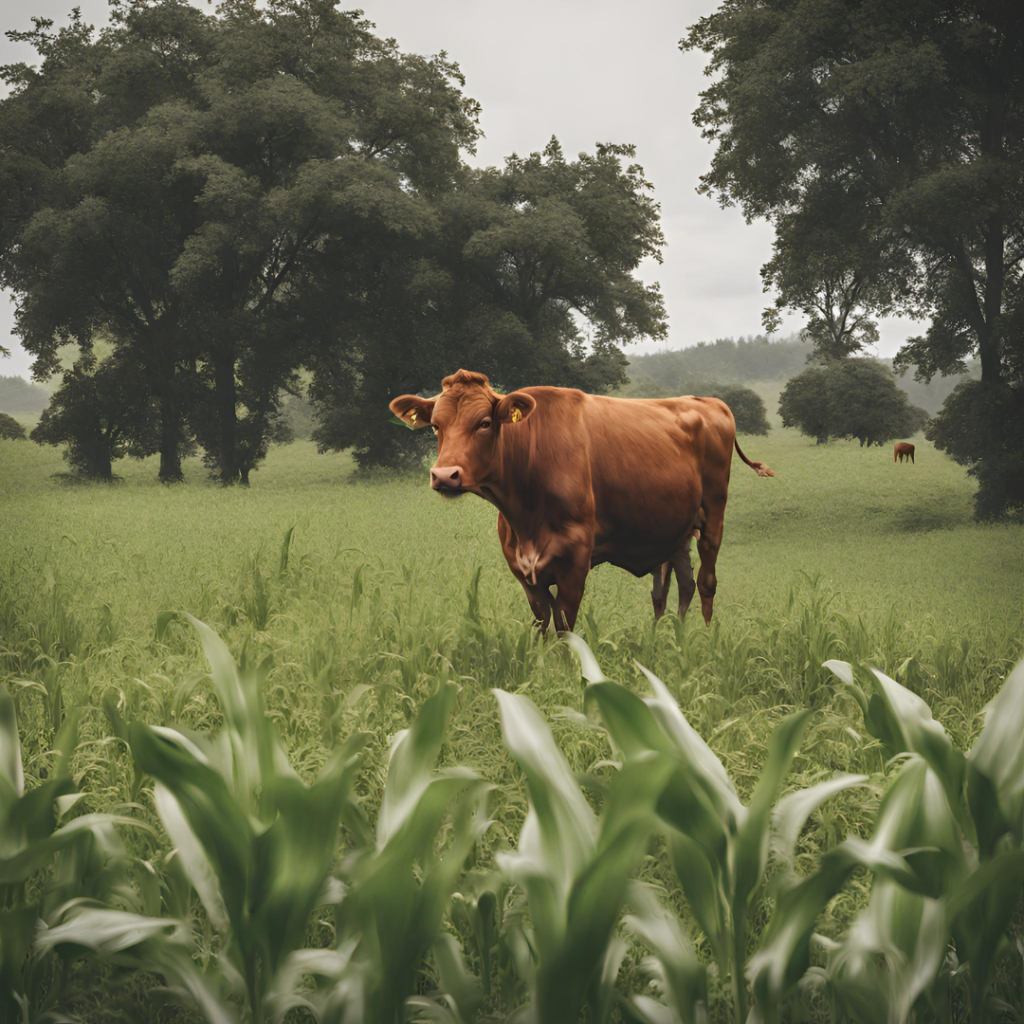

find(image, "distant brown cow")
[389,369,774,632]
[894,442,915,464]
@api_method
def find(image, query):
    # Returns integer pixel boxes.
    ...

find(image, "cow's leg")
[910,451,915,464]
[672,539,697,619]
[651,562,672,621]
[696,498,726,625]
[518,579,555,634]
[552,548,591,633]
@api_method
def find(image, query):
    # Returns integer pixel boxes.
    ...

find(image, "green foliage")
[780,359,928,447]
[683,0,1024,391]
[0,376,48,415]
[0,412,27,440]
[310,137,667,468]
[30,355,159,479]
[927,380,1024,521]
[572,637,866,1023]
[821,656,1024,1019]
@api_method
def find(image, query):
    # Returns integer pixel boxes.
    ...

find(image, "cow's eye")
[479,419,492,431]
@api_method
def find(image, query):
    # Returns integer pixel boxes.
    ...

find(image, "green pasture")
[1,419,1022,1020]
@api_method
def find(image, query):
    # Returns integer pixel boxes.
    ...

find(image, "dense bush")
[712,382,771,435]
[927,379,1024,520]
[0,411,27,439]
[779,358,928,446]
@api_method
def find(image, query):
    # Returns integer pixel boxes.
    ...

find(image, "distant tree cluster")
[0,0,665,481]
[0,375,49,414]
[779,360,929,448]
[685,0,1024,517]
[625,335,808,389]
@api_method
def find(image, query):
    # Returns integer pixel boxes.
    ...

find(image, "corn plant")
[0,687,141,1022]
[140,614,370,1020]
[566,635,869,1024]
[817,656,1024,1022]
[481,685,684,1024]
[272,679,491,1024]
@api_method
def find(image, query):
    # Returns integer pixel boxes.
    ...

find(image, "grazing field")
[1,422,1022,1022]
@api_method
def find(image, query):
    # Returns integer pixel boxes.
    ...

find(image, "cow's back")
[571,392,734,575]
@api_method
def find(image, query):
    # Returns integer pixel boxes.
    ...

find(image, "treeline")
[620,336,980,416]
[0,375,50,414]
[0,0,665,482]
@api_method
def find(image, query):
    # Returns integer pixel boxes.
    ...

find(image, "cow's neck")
[476,419,566,536]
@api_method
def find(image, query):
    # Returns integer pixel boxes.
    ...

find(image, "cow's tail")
[734,437,774,477]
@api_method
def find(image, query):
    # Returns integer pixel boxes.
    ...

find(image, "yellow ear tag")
[410,411,417,424]
[511,407,522,423]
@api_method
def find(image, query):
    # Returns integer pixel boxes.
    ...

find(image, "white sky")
[0,0,925,379]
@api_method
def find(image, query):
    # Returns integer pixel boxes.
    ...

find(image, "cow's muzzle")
[430,466,465,495]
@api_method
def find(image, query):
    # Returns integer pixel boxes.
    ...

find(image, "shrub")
[0,411,27,439]
[779,358,926,446]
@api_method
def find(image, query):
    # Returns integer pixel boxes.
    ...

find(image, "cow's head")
[389,369,536,496]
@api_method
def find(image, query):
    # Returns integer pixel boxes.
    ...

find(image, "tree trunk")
[86,434,114,481]
[213,347,240,484]
[980,216,1004,385]
[158,388,184,483]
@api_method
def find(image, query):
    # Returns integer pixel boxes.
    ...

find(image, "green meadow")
[1,412,1022,1021]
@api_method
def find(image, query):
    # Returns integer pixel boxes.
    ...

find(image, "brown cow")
[389,370,774,632]
[894,442,915,464]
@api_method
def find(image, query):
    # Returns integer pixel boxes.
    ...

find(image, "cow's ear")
[495,391,536,426]
[389,394,436,429]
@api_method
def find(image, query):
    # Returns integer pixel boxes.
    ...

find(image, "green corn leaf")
[0,686,24,804]
[0,812,143,886]
[624,883,708,1024]
[733,710,812,913]
[947,847,1024,1009]
[37,906,235,1024]
[824,660,967,835]
[968,658,1024,854]
[131,722,252,928]
[771,773,869,878]
[564,631,609,683]
[430,931,484,1022]
[824,883,948,1024]
[635,663,743,822]
[379,682,459,844]
[494,688,598,893]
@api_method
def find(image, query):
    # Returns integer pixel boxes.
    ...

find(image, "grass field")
[1,413,1023,1021]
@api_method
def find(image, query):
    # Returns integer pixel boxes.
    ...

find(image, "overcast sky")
[0,0,925,379]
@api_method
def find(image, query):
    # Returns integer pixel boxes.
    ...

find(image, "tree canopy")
[309,138,667,468]
[683,0,1024,385]
[684,0,1024,516]
[2,0,665,478]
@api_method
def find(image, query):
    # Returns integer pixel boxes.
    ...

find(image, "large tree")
[310,138,667,468]
[0,0,479,483]
[683,0,1024,385]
